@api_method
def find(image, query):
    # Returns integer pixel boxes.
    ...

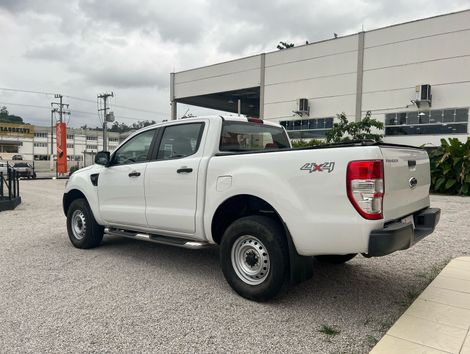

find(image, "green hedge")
[430,138,470,195]
[291,139,323,148]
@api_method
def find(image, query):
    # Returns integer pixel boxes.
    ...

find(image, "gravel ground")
[0,179,469,354]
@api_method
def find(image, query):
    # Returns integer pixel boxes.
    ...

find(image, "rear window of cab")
[220,121,290,152]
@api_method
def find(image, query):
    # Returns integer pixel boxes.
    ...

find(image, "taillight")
[346,160,384,220]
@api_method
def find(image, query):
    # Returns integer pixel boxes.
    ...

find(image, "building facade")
[0,124,125,171]
[171,10,470,146]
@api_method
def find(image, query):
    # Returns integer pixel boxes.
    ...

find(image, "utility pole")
[51,95,70,177]
[98,92,114,151]
[51,95,70,124]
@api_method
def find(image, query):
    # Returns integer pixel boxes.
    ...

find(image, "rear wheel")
[66,198,103,249]
[220,216,288,301]
[315,253,357,264]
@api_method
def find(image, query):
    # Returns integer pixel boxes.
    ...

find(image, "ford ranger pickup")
[63,116,440,301]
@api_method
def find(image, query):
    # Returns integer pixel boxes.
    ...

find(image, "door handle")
[177,167,193,174]
[128,171,141,177]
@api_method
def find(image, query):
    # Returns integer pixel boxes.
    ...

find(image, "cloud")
[0,0,468,126]
[78,63,168,89]
[25,42,81,61]
[78,0,208,43]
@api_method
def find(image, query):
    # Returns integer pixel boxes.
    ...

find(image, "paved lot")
[0,180,469,353]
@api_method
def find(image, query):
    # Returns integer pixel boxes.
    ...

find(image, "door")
[145,122,205,234]
[98,129,157,227]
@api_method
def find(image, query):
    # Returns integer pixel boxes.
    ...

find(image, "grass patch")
[319,324,340,337]
[399,289,420,307]
[416,259,451,284]
[366,335,378,347]
[379,318,395,332]
[399,259,451,309]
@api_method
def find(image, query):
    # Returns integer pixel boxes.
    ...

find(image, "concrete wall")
[173,10,470,147]
[362,10,470,146]
[263,35,359,120]
[174,55,262,98]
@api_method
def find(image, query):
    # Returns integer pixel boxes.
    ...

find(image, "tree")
[291,139,323,148]
[325,111,384,143]
[109,120,157,133]
[0,106,25,124]
[277,41,294,50]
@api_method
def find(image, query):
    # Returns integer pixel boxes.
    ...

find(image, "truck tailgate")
[380,146,430,221]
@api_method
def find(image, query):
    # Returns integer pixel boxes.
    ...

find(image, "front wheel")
[220,216,288,301]
[66,198,103,249]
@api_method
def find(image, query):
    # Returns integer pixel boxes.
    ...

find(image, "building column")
[170,72,177,120]
[355,31,365,122]
[259,53,266,119]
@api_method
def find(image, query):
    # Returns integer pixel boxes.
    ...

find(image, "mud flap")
[283,223,313,285]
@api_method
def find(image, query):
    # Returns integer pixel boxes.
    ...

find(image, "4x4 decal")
[300,162,335,173]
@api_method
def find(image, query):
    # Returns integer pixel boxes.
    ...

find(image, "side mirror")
[95,151,110,166]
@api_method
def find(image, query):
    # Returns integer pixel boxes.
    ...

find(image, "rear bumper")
[367,207,441,257]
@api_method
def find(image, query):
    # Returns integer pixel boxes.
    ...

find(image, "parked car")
[12,155,23,160]
[63,116,440,301]
[12,162,36,179]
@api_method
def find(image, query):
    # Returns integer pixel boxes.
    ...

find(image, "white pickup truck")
[63,116,440,301]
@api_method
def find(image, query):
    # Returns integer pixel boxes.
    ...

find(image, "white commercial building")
[0,124,123,171]
[171,10,470,146]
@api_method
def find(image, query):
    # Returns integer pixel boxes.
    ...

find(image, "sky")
[0,0,469,128]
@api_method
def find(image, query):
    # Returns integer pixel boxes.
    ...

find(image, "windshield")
[14,163,29,167]
[220,121,290,152]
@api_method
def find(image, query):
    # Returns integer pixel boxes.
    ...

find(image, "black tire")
[315,253,357,264]
[66,198,104,249]
[220,215,289,301]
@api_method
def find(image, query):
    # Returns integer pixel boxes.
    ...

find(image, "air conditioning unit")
[294,98,310,117]
[415,84,432,106]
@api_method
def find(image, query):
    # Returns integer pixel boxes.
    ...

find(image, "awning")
[176,87,260,117]
[0,140,22,146]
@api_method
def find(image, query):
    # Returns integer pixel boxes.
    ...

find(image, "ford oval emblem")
[409,177,418,189]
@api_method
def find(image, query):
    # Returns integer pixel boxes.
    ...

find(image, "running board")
[104,227,211,250]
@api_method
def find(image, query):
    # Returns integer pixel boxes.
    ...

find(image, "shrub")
[430,138,470,195]
[69,165,79,175]
[325,111,384,143]
[291,139,323,148]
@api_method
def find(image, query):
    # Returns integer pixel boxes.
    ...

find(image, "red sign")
[56,122,67,174]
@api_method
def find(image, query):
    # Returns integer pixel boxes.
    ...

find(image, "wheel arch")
[210,194,313,285]
[62,188,87,216]
[211,194,282,245]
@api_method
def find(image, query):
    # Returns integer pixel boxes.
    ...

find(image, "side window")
[112,129,156,165]
[157,123,204,160]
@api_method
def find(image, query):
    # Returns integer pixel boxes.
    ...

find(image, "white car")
[63,116,440,301]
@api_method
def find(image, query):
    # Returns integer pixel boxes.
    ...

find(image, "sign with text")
[0,123,34,137]
[56,122,67,174]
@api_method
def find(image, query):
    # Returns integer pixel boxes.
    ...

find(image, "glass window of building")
[385,108,468,136]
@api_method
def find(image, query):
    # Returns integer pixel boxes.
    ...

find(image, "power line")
[0,101,162,122]
[0,87,168,115]
[0,87,56,96]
